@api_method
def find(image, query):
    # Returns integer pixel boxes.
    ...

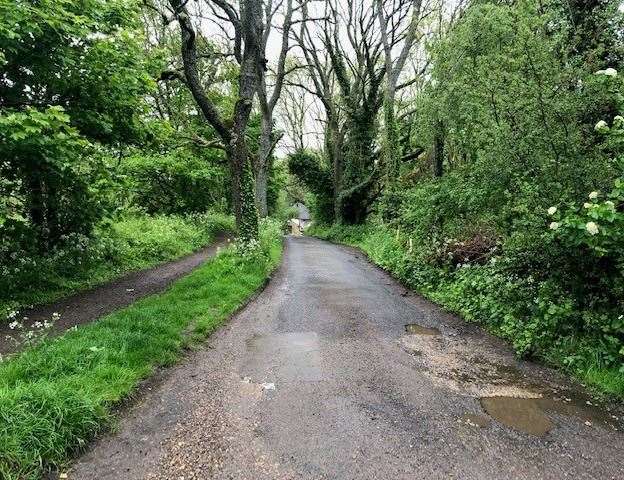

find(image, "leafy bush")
[0,107,109,252]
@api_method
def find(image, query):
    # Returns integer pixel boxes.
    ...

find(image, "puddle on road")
[480,394,619,436]
[400,330,623,436]
[404,323,440,335]
[480,396,554,436]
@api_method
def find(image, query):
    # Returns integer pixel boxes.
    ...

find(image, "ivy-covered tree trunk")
[231,148,259,243]
[433,120,445,177]
[254,115,272,217]
[326,115,344,224]
[172,0,262,242]
[383,88,400,179]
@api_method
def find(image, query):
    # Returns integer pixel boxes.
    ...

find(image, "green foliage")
[0,220,282,479]
[287,149,334,223]
[0,0,154,143]
[0,107,107,251]
[0,0,157,251]
[267,159,289,216]
[120,151,229,215]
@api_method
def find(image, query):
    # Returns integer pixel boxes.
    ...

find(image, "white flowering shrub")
[541,118,624,369]
[548,186,624,256]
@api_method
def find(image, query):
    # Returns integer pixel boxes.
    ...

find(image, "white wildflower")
[605,200,615,210]
[589,191,599,199]
[86,32,108,41]
[594,120,609,132]
[8,321,19,330]
[547,206,557,215]
[586,222,599,235]
[614,115,624,125]
[596,68,617,77]
[549,222,560,230]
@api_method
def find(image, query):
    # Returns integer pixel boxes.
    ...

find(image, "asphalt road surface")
[70,236,624,480]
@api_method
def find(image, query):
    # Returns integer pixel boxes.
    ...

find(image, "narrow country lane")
[70,236,624,480]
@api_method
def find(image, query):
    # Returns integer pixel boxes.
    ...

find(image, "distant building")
[288,202,311,235]
[293,202,311,229]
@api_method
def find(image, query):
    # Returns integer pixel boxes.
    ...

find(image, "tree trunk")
[383,86,400,179]
[172,0,261,242]
[254,114,272,217]
[325,114,344,224]
[229,142,259,243]
[254,164,268,218]
[433,121,445,178]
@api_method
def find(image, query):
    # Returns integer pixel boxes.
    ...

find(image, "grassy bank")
[0,212,234,320]
[0,220,282,479]
[311,224,624,400]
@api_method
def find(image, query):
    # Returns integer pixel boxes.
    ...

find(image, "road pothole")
[400,333,541,398]
[404,323,439,335]
[479,394,619,436]
[400,328,622,436]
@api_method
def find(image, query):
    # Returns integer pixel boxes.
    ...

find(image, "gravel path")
[69,236,623,480]
[0,233,232,355]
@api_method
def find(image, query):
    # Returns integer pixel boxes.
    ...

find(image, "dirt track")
[69,235,624,479]
[0,234,231,356]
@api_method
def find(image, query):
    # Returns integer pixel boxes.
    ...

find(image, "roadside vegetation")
[0,0,290,324]
[0,219,282,480]
[291,0,624,398]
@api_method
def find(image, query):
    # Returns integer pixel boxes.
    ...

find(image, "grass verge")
[311,224,624,400]
[0,220,282,479]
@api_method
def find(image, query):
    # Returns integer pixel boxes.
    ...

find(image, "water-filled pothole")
[404,324,439,335]
[480,395,618,436]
